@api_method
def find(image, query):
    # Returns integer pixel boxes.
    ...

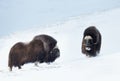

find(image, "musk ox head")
[83,35,94,51]
[81,26,102,57]
[44,46,60,63]
[33,34,60,63]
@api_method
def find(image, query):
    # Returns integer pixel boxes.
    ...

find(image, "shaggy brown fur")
[33,34,57,53]
[8,40,45,71]
[33,34,60,63]
[81,26,102,57]
[8,34,60,71]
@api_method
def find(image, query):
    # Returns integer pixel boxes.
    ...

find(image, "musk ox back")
[81,26,102,57]
[33,34,60,63]
[8,39,45,71]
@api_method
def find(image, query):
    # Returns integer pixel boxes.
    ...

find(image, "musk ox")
[81,26,102,57]
[8,34,60,71]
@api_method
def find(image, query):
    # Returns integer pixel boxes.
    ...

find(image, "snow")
[0,8,120,81]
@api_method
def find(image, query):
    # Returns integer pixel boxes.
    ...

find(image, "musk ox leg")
[9,65,21,71]
[18,65,21,69]
[86,54,91,57]
[9,66,13,71]
[8,61,12,71]
[8,55,14,71]
[34,62,39,67]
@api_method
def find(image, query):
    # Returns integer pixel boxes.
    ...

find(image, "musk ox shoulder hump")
[33,34,57,53]
[33,34,57,43]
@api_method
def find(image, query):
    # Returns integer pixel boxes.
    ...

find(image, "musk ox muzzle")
[45,46,60,63]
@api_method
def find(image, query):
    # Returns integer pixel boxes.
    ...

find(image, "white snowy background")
[0,0,120,81]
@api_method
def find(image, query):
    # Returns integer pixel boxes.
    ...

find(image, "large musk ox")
[81,26,101,57]
[8,34,60,71]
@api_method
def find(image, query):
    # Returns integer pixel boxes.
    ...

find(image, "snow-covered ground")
[0,8,120,81]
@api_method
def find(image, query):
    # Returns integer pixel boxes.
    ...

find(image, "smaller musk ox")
[81,26,102,57]
[8,34,60,71]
